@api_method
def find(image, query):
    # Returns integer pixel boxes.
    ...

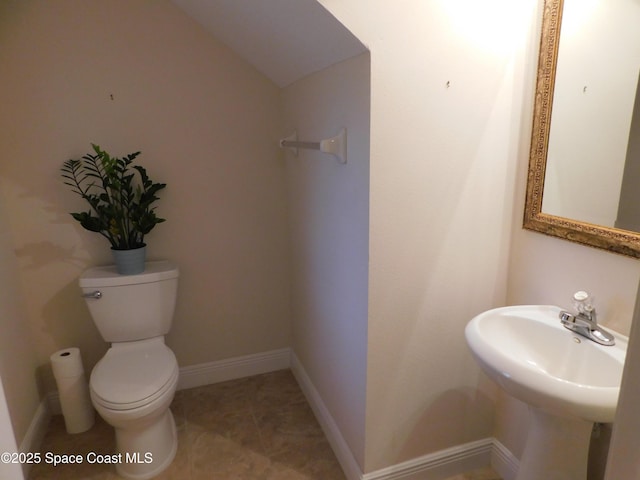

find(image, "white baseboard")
[490,438,519,480]
[290,352,364,480]
[363,438,493,480]
[48,347,292,415]
[47,391,62,416]
[20,398,51,478]
[291,351,519,480]
[176,347,291,390]
[361,438,519,480]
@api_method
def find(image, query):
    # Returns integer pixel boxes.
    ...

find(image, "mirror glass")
[524,0,640,257]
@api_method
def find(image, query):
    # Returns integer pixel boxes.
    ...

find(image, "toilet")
[79,260,180,480]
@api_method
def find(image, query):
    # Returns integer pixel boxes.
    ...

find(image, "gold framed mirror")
[524,0,640,258]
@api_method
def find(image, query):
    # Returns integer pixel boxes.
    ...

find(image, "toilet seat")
[91,338,178,411]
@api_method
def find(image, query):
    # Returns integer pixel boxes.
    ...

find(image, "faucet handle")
[573,290,594,315]
[573,291,590,302]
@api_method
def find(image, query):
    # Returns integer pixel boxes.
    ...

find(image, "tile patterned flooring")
[29,370,500,480]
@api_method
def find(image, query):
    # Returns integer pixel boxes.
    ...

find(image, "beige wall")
[0,378,25,479]
[606,280,640,478]
[320,0,537,472]
[0,196,40,448]
[283,53,370,467]
[3,0,639,476]
[0,0,291,394]
[321,0,640,473]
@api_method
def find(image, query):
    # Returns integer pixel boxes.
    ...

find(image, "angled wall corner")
[171,0,367,87]
[283,51,371,469]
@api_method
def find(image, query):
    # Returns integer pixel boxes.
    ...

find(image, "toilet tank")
[79,261,179,343]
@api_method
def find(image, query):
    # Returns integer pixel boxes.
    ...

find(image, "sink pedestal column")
[518,408,592,480]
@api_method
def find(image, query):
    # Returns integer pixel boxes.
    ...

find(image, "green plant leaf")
[62,144,166,249]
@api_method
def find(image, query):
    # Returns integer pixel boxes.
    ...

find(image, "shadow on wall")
[588,423,612,480]
[397,386,495,463]
[7,183,113,397]
[35,277,107,398]
[12,238,109,398]
[14,241,84,271]
[8,179,113,271]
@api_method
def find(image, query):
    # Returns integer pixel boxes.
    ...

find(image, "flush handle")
[82,290,102,299]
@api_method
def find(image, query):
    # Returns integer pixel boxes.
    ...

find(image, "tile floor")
[28,370,500,480]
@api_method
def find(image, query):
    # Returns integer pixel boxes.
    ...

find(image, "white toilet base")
[114,408,178,480]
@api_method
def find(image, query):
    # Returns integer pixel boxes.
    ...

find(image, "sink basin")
[465,305,627,480]
[465,304,627,423]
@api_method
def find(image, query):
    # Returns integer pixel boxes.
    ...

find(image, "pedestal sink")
[465,305,627,480]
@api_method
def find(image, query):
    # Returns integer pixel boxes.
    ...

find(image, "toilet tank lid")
[79,260,179,288]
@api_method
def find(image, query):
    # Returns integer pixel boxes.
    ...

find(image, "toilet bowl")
[90,337,179,479]
[80,261,180,480]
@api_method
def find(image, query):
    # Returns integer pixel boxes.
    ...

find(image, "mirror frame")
[523,0,640,258]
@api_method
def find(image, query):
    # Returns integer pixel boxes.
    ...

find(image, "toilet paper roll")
[51,348,84,378]
[50,348,95,434]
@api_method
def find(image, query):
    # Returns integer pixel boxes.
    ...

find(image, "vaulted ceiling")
[171,0,367,87]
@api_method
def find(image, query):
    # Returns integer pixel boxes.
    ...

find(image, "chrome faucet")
[559,291,615,346]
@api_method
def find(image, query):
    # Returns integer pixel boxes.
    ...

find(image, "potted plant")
[61,143,166,274]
